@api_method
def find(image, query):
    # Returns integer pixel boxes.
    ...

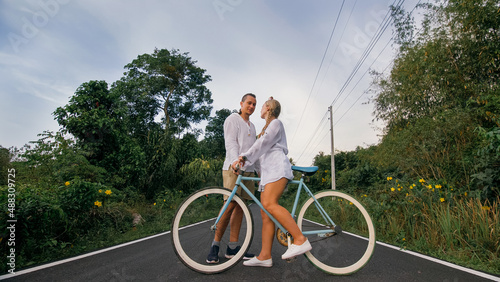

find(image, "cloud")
[1,0,420,164]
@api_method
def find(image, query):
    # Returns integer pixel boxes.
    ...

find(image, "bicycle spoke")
[298,191,376,275]
[171,188,253,274]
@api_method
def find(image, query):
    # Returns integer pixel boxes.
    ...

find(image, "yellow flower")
[65,181,70,186]
[105,190,112,195]
[154,203,156,206]
[464,192,468,196]
[164,199,166,202]
[435,185,442,189]
[440,198,445,202]
[419,179,425,183]
[398,188,401,191]
[427,185,433,189]
[387,177,393,181]
[390,187,395,192]
[94,201,102,207]
[99,189,102,193]
[403,238,406,241]
[482,206,491,211]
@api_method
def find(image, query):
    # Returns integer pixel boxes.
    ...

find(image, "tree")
[0,146,11,185]
[53,80,123,165]
[17,131,107,186]
[111,48,214,197]
[117,48,213,135]
[200,108,232,159]
[53,80,145,189]
[372,0,499,190]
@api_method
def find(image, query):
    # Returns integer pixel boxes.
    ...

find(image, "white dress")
[241,119,293,191]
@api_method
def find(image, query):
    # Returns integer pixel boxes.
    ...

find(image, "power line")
[314,0,358,103]
[334,0,426,125]
[290,0,346,147]
[294,110,329,164]
[330,0,403,109]
[294,0,425,163]
[334,35,394,114]
[294,1,396,163]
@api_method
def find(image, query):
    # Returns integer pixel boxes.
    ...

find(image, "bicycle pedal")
[285,256,297,263]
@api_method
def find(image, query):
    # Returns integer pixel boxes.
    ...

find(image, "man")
[206,93,258,263]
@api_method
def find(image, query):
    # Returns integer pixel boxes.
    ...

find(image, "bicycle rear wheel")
[171,187,253,274]
[297,190,376,275]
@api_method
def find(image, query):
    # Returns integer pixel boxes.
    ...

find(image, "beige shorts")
[223,167,256,201]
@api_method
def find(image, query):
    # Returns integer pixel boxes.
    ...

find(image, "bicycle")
[171,165,376,275]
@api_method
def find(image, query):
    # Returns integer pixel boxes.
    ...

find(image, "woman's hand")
[231,156,247,174]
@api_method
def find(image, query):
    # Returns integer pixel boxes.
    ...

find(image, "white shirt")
[223,113,259,172]
[241,119,293,190]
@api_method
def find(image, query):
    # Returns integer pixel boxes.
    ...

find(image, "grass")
[279,181,499,276]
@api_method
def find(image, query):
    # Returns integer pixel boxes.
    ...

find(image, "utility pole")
[329,106,336,190]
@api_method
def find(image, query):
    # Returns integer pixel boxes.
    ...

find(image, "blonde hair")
[258,97,281,138]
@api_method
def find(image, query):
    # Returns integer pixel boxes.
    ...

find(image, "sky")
[0,0,422,166]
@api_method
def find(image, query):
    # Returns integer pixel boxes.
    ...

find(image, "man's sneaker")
[225,245,255,260]
[206,245,220,264]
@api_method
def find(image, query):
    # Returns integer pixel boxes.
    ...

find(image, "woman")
[233,97,312,268]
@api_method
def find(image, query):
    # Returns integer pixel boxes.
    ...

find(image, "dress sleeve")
[224,116,239,164]
[241,120,281,167]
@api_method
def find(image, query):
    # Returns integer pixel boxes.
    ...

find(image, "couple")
[206,93,312,268]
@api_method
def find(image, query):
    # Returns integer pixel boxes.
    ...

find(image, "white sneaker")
[243,257,273,267]
[281,239,312,260]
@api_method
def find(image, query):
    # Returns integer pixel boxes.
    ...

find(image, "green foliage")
[200,108,232,159]
[309,152,332,191]
[310,148,383,193]
[471,126,500,200]
[366,176,499,274]
[176,158,224,193]
[0,146,11,185]
[52,80,144,190]
[118,48,213,134]
[59,179,101,219]
[372,0,500,193]
[0,179,130,272]
[18,131,107,186]
[0,47,221,273]
[53,80,123,163]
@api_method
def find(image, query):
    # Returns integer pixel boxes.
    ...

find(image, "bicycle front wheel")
[171,187,253,274]
[297,190,376,275]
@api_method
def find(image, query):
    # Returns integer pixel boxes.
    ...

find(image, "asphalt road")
[1,204,499,282]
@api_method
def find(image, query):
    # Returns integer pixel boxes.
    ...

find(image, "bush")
[0,178,131,273]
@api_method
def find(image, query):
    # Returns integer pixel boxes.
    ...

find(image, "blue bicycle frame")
[212,172,337,236]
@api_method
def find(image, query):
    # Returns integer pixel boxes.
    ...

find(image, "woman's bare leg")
[260,178,307,245]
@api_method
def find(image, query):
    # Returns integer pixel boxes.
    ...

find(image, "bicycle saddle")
[291,166,319,176]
